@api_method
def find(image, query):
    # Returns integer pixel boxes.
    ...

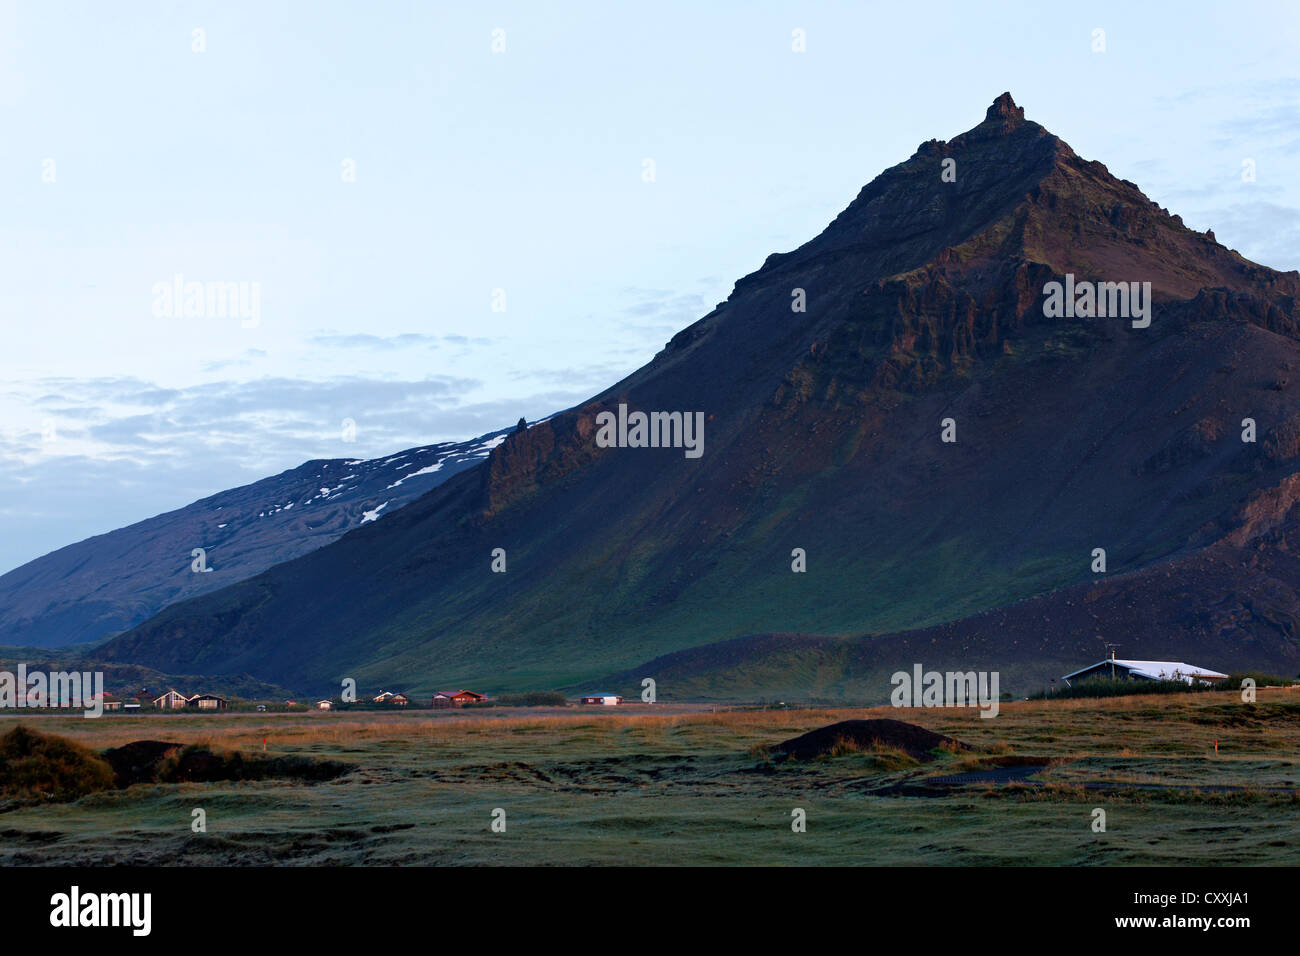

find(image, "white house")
[316,700,332,710]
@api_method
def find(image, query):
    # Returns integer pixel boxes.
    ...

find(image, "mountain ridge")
[0,427,517,648]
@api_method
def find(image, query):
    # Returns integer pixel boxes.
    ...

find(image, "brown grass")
[6,688,1298,762]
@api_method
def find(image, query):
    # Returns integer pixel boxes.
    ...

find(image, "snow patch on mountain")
[387,462,443,489]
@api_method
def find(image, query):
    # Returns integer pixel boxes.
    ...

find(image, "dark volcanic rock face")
[95,94,1300,697]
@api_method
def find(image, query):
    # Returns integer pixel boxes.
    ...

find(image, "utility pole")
[1104,643,1121,681]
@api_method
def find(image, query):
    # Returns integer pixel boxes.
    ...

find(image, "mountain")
[97,94,1300,698]
[0,428,513,648]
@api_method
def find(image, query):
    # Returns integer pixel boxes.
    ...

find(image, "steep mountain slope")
[0,428,512,648]
[98,95,1300,697]
[603,499,1300,700]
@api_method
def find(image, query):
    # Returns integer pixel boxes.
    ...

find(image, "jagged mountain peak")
[950,90,1032,141]
[732,95,1067,295]
[986,91,1023,123]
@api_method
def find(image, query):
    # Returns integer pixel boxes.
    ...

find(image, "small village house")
[153,689,190,710]
[580,693,622,706]
[387,693,409,706]
[189,694,228,711]
[432,690,486,708]
[316,700,332,710]
[98,693,122,712]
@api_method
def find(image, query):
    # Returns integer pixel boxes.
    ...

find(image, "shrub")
[1031,679,1209,700]
[1226,671,1299,688]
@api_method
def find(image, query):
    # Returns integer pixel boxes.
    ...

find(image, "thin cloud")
[310,332,495,350]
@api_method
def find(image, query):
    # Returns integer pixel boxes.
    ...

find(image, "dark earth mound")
[102,740,352,786]
[771,719,973,761]
[101,740,183,786]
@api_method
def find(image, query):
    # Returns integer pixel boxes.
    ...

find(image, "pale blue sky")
[2,0,1299,573]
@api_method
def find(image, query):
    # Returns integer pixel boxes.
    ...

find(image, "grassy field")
[2,690,1298,866]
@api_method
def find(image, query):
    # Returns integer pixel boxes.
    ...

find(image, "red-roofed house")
[432,690,486,708]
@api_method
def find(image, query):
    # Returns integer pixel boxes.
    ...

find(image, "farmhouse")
[153,689,190,710]
[580,693,622,706]
[432,690,485,708]
[99,693,122,712]
[189,694,228,711]
[316,700,332,710]
[1061,656,1229,687]
[372,691,409,706]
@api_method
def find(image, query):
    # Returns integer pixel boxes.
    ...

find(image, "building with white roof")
[1060,654,1229,687]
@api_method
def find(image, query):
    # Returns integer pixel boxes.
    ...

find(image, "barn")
[580,693,622,706]
[1061,657,1229,687]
